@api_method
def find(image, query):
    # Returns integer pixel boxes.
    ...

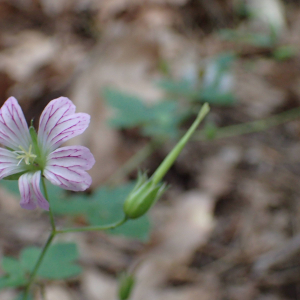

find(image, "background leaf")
[20,243,82,280]
[0,257,27,289]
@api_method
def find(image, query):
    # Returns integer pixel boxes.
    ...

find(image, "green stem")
[105,106,300,184]
[22,180,128,299]
[41,177,56,232]
[23,178,57,300]
[22,232,55,300]
[151,103,210,184]
[195,106,300,141]
[56,217,127,234]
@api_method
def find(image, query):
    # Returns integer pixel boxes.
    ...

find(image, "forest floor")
[1,1,300,299]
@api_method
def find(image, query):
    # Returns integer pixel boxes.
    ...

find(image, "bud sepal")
[118,272,135,300]
[123,173,167,219]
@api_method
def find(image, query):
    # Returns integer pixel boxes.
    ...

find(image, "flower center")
[14,145,37,166]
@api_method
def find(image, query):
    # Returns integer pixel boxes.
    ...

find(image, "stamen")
[14,145,37,166]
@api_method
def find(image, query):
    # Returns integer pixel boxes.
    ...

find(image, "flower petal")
[0,148,26,179]
[19,173,36,210]
[38,97,90,154]
[44,145,95,192]
[31,171,49,211]
[18,172,49,211]
[0,97,31,150]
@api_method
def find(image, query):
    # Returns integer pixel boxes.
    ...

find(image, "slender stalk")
[22,232,55,300]
[56,217,127,234]
[151,103,210,184]
[41,177,56,232]
[194,106,300,141]
[105,106,300,184]
[22,180,128,299]
[23,178,57,300]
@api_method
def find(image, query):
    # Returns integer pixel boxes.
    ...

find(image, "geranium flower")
[0,96,95,210]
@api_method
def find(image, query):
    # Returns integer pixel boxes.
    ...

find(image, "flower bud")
[123,173,167,219]
[123,103,210,220]
[118,272,135,300]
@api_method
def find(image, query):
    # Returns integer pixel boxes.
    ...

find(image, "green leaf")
[0,257,27,289]
[0,180,20,195]
[110,216,150,241]
[14,292,33,300]
[103,88,150,128]
[200,89,235,105]
[2,172,27,181]
[103,86,185,139]
[83,184,151,241]
[142,101,184,139]
[21,243,82,280]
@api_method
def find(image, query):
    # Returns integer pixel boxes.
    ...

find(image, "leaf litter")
[0,0,300,299]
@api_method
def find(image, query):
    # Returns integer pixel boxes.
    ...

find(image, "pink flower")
[0,97,95,210]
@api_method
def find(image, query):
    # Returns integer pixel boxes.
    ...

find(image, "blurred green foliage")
[103,53,236,141]
[104,88,184,139]
[0,243,81,290]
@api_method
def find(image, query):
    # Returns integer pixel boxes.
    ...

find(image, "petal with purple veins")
[0,97,31,150]
[18,171,49,211]
[19,173,36,210]
[38,97,90,154]
[31,171,49,211]
[43,145,95,192]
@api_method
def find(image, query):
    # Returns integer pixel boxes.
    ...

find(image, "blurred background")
[1,0,300,299]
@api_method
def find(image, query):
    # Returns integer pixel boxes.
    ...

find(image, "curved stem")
[41,177,56,232]
[151,103,210,184]
[56,217,128,234]
[22,232,55,300]
[194,106,300,141]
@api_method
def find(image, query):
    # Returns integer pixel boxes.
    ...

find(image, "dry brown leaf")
[235,62,286,118]
[131,191,215,299]
[42,285,74,300]
[81,269,117,300]
[0,31,58,82]
[199,146,242,198]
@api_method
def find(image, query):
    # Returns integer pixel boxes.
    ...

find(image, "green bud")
[118,272,135,300]
[123,173,167,219]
